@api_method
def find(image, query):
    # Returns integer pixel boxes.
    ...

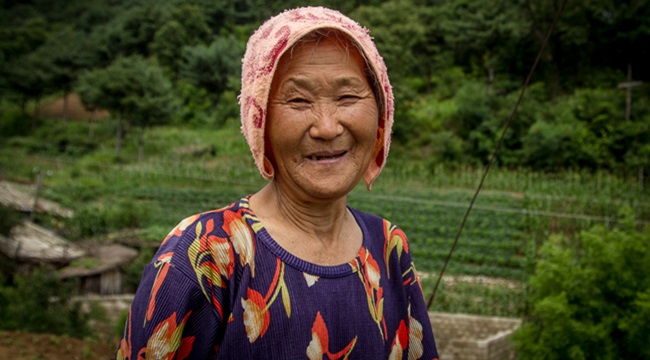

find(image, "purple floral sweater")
[117,197,438,359]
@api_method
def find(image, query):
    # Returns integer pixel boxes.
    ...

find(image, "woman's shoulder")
[349,206,412,266]
[154,197,252,260]
[348,206,405,237]
[348,206,383,225]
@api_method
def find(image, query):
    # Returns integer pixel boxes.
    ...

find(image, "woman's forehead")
[280,36,365,70]
[272,38,370,92]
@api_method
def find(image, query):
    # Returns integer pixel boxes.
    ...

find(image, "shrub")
[28,121,97,156]
[0,102,33,137]
[424,130,468,166]
[66,199,153,240]
[124,247,155,292]
[521,98,601,170]
[512,206,650,359]
[0,266,95,338]
[0,204,21,236]
[115,310,130,338]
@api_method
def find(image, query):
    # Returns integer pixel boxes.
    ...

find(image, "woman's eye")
[288,98,309,104]
[338,95,359,103]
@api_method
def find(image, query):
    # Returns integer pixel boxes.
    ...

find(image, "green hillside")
[1,0,649,354]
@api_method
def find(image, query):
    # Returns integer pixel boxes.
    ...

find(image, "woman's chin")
[276,173,360,202]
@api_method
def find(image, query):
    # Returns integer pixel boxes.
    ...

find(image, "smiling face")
[266,35,379,202]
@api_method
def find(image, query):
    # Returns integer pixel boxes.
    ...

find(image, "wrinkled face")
[266,36,379,201]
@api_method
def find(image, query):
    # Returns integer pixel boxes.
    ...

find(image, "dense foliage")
[0,204,21,236]
[1,0,648,178]
[513,208,650,359]
[0,266,99,338]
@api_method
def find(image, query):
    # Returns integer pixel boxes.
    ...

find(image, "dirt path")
[419,272,522,289]
[0,331,116,360]
[36,93,109,121]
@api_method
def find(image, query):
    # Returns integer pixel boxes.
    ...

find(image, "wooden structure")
[59,244,138,295]
[0,180,73,218]
[0,221,85,264]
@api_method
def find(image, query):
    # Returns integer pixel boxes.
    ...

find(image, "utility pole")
[617,63,646,190]
[617,63,643,122]
[640,166,644,191]
[30,167,43,221]
[30,167,51,221]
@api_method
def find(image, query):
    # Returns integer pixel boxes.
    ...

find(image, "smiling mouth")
[307,151,347,161]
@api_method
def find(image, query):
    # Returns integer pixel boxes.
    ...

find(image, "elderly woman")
[117,7,438,359]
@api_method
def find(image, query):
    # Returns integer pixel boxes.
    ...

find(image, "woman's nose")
[309,103,344,140]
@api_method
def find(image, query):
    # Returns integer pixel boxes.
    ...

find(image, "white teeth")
[309,155,338,160]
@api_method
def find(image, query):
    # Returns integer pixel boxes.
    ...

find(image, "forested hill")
[1,0,649,181]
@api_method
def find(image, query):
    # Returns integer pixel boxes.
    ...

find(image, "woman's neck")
[249,182,362,265]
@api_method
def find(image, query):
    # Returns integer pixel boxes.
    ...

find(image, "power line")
[426,0,570,309]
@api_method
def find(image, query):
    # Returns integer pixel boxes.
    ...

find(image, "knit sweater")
[117,197,438,359]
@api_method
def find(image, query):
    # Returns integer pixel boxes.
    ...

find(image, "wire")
[426,0,570,309]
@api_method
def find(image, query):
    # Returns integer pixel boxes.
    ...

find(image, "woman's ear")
[263,130,276,177]
[263,155,275,178]
[372,123,384,162]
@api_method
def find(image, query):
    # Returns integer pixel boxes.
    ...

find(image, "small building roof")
[0,220,85,263]
[0,180,73,218]
[59,244,139,279]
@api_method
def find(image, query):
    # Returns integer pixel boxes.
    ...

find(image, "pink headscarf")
[239,6,394,190]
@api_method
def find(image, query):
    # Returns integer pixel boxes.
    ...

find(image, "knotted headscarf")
[239,6,394,190]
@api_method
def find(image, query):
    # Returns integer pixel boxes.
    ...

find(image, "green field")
[2,121,648,317]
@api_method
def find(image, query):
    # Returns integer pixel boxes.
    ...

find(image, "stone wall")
[430,312,521,360]
[73,294,134,325]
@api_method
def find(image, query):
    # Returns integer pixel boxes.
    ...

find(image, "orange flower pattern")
[241,258,291,343]
[306,311,357,359]
[145,252,174,326]
[350,247,387,338]
[145,312,195,360]
[408,304,425,359]
[389,320,409,360]
[384,221,409,279]
[117,197,438,359]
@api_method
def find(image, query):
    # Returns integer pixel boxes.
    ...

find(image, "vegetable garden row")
[84,159,647,283]
[29,155,648,317]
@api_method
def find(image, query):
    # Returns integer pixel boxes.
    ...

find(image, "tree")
[3,52,49,118]
[77,63,127,156]
[180,0,236,32]
[77,56,178,160]
[516,0,648,95]
[351,0,430,142]
[178,35,242,102]
[585,0,650,86]
[520,102,600,171]
[170,3,213,43]
[149,4,213,75]
[0,16,48,104]
[30,29,96,120]
[123,58,179,161]
[437,0,528,94]
[0,15,47,62]
[72,0,123,33]
[106,1,172,57]
[352,0,427,82]
[513,207,650,359]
